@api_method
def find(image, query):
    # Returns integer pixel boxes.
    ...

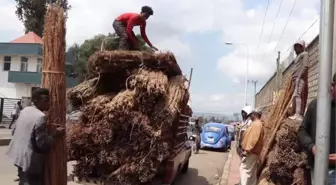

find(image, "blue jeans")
[311,169,336,185]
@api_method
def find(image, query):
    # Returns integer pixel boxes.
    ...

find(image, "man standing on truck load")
[289,40,309,121]
[298,73,336,185]
[6,88,65,185]
[113,6,158,51]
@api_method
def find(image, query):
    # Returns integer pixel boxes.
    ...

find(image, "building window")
[3,56,11,71]
[20,57,28,72]
[36,58,42,73]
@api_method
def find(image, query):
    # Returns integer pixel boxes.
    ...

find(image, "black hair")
[333,73,336,83]
[141,6,153,15]
[32,88,49,101]
[17,101,21,105]
[251,111,262,119]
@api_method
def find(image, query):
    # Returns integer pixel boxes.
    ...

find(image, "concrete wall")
[0,54,41,98]
[255,35,320,110]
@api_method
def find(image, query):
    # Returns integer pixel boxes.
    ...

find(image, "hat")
[294,40,306,48]
[242,105,253,115]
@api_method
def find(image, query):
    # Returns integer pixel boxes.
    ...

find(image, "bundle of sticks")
[66,51,191,185]
[257,76,310,185]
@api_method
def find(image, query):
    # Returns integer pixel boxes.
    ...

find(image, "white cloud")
[191,93,254,114]
[0,0,322,113]
[215,0,320,82]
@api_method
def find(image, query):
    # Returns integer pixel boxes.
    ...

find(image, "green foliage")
[66,33,150,81]
[15,0,70,37]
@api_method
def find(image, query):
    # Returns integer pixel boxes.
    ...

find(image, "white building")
[0,32,78,99]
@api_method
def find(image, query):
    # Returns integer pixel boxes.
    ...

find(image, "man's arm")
[33,116,55,153]
[140,22,153,47]
[126,16,140,47]
[298,52,309,79]
[298,100,316,154]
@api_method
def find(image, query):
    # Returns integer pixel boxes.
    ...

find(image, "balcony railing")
[8,71,79,88]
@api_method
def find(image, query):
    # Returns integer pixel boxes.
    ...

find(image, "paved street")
[0,146,228,185]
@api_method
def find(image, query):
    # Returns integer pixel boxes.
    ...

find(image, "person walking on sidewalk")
[9,101,23,129]
[113,6,158,51]
[6,88,65,185]
[298,73,336,185]
[239,109,264,185]
[289,40,309,121]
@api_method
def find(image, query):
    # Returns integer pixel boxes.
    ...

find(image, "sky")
[0,0,321,114]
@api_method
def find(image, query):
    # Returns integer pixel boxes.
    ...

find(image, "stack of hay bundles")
[67,51,192,185]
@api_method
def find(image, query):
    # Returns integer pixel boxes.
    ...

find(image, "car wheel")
[221,145,227,152]
[181,160,189,174]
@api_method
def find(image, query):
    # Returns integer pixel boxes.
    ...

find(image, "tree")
[66,33,150,81]
[15,0,70,37]
[233,113,241,121]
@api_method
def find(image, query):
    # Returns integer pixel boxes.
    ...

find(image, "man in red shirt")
[113,6,158,51]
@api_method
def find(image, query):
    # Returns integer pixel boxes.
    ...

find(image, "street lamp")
[225,42,249,107]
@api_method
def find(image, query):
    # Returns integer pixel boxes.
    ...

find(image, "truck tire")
[181,160,189,174]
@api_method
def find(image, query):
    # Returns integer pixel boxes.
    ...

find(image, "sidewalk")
[219,144,240,185]
[226,150,240,185]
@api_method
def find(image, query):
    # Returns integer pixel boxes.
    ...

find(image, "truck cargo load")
[66,50,192,185]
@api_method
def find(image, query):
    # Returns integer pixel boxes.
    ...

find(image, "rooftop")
[10,32,43,45]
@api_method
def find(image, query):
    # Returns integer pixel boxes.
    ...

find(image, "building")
[0,32,78,99]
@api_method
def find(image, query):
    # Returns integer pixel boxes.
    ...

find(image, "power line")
[256,0,270,56]
[274,0,297,52]
[282,17,319,53]
[260,0,283,63]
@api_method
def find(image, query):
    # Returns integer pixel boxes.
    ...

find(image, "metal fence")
[0,98,21,123]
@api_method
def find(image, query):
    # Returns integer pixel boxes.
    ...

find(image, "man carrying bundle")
[239,109,264,185]
[6,88,64,185]
[113,6,158,51]
[289,40,309,121]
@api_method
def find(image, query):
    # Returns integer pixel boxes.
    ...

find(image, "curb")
[218,145,235,185]
[0,137,11,146]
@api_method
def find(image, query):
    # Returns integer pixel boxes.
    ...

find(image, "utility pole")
[248,80,258,109]
[314,0,334,184]
[276,51,281,91]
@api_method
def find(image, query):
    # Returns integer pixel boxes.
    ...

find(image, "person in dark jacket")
[298,73,336,184]
[6,88,64,185]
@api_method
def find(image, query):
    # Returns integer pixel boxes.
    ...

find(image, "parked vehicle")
[200,122,232,152]
[225,124,235,141]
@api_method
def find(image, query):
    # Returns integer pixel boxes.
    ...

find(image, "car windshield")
[204,126,221,133]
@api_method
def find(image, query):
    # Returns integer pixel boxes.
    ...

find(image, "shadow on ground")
[173,168,210,185]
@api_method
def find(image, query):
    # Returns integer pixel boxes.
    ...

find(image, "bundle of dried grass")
[128,68,168,96]
[67,77,99,105]
[41,4,67,185]
[88,51,182,76]
[151,76,189,128]
[258,76,294,172]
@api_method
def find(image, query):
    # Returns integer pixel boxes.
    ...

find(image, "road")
[0,146,228,185]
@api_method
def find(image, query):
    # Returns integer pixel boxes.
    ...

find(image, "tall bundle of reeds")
[257,75,310,185]
[41,4,67,185]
